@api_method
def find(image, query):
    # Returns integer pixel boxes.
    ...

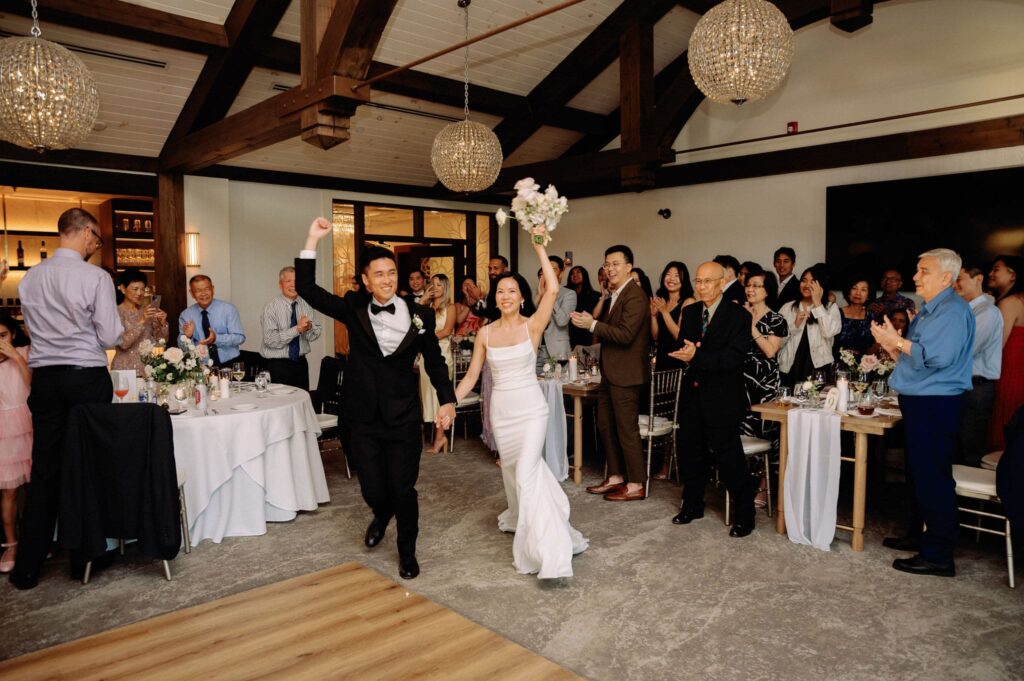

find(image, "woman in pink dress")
[111,269,169,377]
[0,312,31,573]
[989,255,1024,449]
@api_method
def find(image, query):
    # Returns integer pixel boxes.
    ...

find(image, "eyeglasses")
[693,277,723,287]
[603,260,626,269]
[90,229,104,246]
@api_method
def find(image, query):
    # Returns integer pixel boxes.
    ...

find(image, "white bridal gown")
[487,323,588,579]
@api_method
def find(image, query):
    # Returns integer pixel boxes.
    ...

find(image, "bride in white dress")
[455,227,588,579]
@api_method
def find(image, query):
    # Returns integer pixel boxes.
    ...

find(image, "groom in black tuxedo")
[296,218,456,579]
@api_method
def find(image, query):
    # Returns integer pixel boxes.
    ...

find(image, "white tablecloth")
[784,408,842,551]
[537,378,569,481]
[171,387,330,545]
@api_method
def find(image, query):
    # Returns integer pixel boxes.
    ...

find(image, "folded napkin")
[785,409,842,551]
[876,407,902,417]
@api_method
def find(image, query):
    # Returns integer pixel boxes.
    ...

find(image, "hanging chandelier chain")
[462,5,470,121]
[30,0,41,38]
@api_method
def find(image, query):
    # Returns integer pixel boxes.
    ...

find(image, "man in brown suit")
[571,245,651,501]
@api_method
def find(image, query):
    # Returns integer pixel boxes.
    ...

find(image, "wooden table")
[752,401,901,551]
[562,380,600,485]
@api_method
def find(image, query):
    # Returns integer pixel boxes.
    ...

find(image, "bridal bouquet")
[495,177,569,246]
[139,336,213,385]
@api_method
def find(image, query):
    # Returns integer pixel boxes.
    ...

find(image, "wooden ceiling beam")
[1,0,227,54]
[163,0,291,145]
[491,0,679,159]
[490,147,674,191]
[831,0,874,32]
[619,18,656,189]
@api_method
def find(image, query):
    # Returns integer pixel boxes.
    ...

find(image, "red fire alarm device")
[786,121,799,134]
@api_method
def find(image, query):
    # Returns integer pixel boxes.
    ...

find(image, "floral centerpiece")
[139,336,213,385]
[838,349,896,378]
[495,177,569,246]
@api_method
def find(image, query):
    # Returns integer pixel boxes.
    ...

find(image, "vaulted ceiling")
[0,0,880,199]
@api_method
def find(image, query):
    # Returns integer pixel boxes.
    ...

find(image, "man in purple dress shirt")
[10,208,123,590]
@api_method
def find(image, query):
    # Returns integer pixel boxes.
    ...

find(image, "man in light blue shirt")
[871,248,974,578]
[178,275,245,367]
[954,266,1003,466]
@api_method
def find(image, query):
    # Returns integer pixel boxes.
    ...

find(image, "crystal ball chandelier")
[431,0,502,193]
[0,0,99,151]
[687,0,794,106]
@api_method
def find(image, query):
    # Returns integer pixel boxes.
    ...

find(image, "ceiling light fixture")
[0,0,100,151]
[430,0,503,193]
[687,0,794,106]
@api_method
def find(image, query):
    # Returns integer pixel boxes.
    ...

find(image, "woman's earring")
[520,301,525,309]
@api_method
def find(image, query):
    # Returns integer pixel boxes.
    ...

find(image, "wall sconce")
[185,232,201,268]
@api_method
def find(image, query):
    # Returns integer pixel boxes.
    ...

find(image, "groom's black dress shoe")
[399,555,420,580]
[892,555,955,578]
[882,534,921,552]
[729,523,754,538]
[364,518,388,548]
[672,509,704,525]
[9,571,38,590]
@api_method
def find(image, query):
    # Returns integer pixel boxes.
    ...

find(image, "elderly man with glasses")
[669,261,756,537]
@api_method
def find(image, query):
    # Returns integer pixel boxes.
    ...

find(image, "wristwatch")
[896,339,904,354]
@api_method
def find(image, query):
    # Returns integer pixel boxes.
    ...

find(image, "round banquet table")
[170,386,330,545]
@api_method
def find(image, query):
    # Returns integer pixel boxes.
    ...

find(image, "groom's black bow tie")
[371,302,396,315]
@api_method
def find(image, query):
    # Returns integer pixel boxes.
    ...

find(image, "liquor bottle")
[40,241,48,260]
[16,240,24,267]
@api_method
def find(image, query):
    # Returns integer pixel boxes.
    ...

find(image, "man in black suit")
[714,254,746,306]
[669,261,755,537]
[296,218,456,580]
[773,246,800,310]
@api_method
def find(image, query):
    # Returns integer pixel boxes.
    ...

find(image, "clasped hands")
[181,319,216,346]
[435,403,456,432]
[570,311,594,329]
[295,314,312,334]
[668,339,699,364]
[869,314,905,356]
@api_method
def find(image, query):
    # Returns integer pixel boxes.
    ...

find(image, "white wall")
[183,175,504,388]
[518,0,1024,291]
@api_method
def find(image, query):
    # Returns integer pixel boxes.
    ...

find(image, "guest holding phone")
[111,268,169,377]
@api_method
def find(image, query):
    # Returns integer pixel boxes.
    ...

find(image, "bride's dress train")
[487,326,587,579]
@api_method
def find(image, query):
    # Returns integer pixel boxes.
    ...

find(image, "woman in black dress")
[567,265,601,349]
[741,265,788,442]
[651,261,695,480]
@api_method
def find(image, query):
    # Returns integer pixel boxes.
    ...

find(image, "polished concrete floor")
[2,439,1022,680]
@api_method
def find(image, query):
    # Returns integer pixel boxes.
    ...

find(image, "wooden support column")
[155,173,187,342]
[300,0,353,149]
[619,18,656,189]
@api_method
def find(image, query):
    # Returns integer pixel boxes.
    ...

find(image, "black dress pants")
[679,408,754,526]
[13,366,112,579]
[348,421,422,559]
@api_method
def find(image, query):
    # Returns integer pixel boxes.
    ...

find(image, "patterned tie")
[701,306,710,337]
[201,309,220,365]
[289,301,301,361]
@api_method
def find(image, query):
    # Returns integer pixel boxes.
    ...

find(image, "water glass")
[776,386,791,402]
[255,371,269,397]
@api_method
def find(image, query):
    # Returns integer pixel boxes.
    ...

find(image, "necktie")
[701,307,710,337]
[371,302,396,315]
[201,309,220,365]
[289,301,300,361]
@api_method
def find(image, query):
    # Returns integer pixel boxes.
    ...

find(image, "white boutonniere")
[412,314,425,334]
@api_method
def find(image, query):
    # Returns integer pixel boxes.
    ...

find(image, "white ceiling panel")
[119,0,235,25]
[504,126,583,168]
[567,4,699,115]
[226,85,503,187]
[275,0,621,96]
[0,14,206,157]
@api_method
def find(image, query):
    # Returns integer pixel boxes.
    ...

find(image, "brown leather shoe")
[604,486,646,501]
[586,479,626,495]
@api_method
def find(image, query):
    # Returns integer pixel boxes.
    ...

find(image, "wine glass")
[231,361,245,389]
[812,370,827,392]
[113,374,130,403]
[872,379,887,398]
[851,371,869,398]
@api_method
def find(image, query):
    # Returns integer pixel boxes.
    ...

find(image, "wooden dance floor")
[0,562,581,681]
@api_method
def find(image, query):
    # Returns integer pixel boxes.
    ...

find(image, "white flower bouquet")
[838,348,896,376]
[495,177,569,246]
[139,336,213,385]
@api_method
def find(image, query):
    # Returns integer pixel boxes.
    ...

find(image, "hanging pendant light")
[0,0,100,151]
[687,0,794,106]
[430,0,503,193]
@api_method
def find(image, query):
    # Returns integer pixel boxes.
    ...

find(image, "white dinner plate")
[231,403,258,411]
[269,387,296,395]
